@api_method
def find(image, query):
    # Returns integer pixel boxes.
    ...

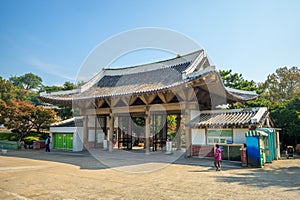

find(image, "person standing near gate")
[214,144,222,171]
[45,136,51,152]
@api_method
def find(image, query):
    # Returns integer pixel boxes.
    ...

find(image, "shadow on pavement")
[213,161,300,191]
[2,149,108,170]
[1,148,242,171]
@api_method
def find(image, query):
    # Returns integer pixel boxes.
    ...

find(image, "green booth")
[257,128,276,163]
[53,133,73,150]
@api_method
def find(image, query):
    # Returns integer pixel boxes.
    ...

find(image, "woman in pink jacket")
[214,144,222,171]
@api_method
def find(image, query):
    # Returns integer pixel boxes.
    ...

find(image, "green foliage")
[32,106,57,133]
[63,81,77,90]
[57,106,73,120]
[43,85,63,93]
[219,69,270,108]
[167,115,177,140]
[263,66,300,102]
[270,98,300,137]
[23,136,39,145]
[219,69,261,93]
[0,132,19,141]
[9,73,43,91]
[0,100,35,137]
[220,67,300,144]
[0,100,57,140]
[0,76,16,102]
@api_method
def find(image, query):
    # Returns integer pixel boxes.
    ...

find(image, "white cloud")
[26,35,53,49]
[27,58,75,81]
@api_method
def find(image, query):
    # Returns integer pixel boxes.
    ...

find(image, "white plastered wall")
[190,110,200,120]
[191,128,206,145]
[233,128,248,144]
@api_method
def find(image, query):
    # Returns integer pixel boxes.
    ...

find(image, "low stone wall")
[296,144,300,155]
[192,145,214,157]
[0,140,19,150]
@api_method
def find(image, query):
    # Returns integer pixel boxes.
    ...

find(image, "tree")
[32,106,57,133]
[57,106,73,120]
[43,85,63,93]
[63,81,77,90]
[219,69,261,92]
[9,73,43,91]
[167,115,177,140]
[263,66,300,102]
[0,100,57,140]
[219,67,300,146]
[0,100,35,139]
[0,76,17,102]
[270,98,300,145]
[219,69,267,108]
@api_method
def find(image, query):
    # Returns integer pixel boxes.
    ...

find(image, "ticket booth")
[256,128,277,162]
[245,130,268,167]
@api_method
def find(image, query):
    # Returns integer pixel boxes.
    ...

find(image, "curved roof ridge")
[78,50,203,93]
[225,87,257,95]
[102,49,202,76]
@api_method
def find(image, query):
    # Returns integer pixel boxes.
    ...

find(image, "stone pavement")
[1,148,299,200]
[1,148,241,171]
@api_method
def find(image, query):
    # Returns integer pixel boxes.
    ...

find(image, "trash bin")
[296,144,300,155]
[286,146,294,159]
[165,141,172,154]
[39,140,46,148]
[2,149,7,154]
[240,147,247,167]
[103,140,108,150]
[33,141,41,149]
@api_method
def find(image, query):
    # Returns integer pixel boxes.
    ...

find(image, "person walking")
[45,136,51,152]
[214,144,222,171]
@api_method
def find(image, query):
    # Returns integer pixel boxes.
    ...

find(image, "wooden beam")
[104,98,111,107]
[129,96,137,105]
[139,95,148,105]
[86,108,111,115]
[165,92,175,103]
[120,96,130,106]
[96,99,105,108]
[175,88,188,101]
[187,88,197,101]
[110,97,119,107]
[157,93,167,103]
[146,93,157,104]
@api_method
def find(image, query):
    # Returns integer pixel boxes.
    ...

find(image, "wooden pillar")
[185,124,192,157]
[118,116,122,149]
[183,102,192,157]
[145,110,151,155]
[176,115,181,150]
[108,114,114,152]
[83,115,89,150]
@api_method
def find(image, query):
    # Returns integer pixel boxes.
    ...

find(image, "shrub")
[23,136,39,145]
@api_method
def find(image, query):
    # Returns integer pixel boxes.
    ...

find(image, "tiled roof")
[186,107,269,128]
[39,50,258,103]
[79,62,191,98]
[50,117,83,127]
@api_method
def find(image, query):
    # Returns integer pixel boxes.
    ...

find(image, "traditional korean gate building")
[40,50,258,157]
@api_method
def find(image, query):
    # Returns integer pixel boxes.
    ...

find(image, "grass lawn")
[0,132,47,144]
[0,132,18,140]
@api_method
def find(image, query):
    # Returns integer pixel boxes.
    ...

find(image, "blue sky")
[0,0,299,86]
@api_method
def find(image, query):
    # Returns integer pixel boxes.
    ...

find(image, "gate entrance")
[116,114,179,152]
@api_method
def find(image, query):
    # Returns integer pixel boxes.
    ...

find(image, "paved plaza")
[0,149,299,199]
